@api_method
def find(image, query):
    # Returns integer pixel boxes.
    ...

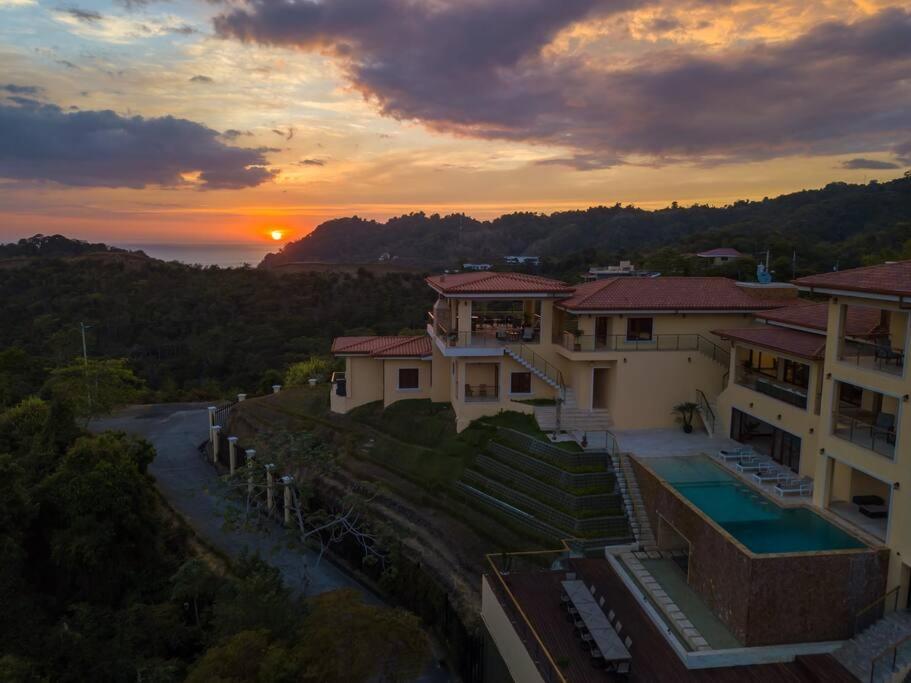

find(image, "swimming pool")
[645,456,866,553]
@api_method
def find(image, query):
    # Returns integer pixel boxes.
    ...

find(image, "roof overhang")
[795,285,911,308]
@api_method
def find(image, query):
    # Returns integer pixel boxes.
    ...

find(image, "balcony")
[839,338,905,377]
[832,411,896,459]
[735,367,808,409]
[560,332,730,363]
[430,312,541,347]
[464,384,500,402]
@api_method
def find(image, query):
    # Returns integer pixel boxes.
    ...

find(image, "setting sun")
[270,230,284,241]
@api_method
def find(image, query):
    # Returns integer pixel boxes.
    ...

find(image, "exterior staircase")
[504,344,563,391]
[534,387,614,439]
[834,609,911,682]
[695,389,720,438]
[614,453,657,551]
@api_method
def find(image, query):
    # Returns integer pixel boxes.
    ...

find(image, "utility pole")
[80,322,92,413]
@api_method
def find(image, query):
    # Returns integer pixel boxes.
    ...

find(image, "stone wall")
[631,457,887,646]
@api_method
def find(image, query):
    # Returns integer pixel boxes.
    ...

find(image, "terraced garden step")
[486,441,616,490]
[474,454,623,514]
[496,428,609,469]
[453,481,564,541]
[461,470,631,538]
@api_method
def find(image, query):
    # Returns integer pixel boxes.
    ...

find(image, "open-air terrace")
[832,381,898,459]
[837,305,907,378]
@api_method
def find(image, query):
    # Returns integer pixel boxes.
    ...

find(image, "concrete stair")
[534,387,614,435]
[695,391,720,438]
[834,610,911,682]
[614,453,657,551]
[504,345,562,390]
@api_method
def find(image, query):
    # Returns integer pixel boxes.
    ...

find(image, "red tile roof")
[697,247,745,258]
[425,271,572,296]
[558,277,799,311]
[757,302,882,337]
[713,326,827,360]
[330,335,432,358]
[793,260,911,298]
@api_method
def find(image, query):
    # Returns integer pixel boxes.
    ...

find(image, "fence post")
[207,406,216,427]
[272,384,282,394]
[227,436,238,474]
[211,425,221,463]
[237,393,247,402]
[282,476,294,526]
[245,449,256,497]
[265,464,276,513]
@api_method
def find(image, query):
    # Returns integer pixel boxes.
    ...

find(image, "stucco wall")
[480,575,545,683]
[382,359,433,407]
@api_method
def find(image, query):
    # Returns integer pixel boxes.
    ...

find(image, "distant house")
[462,263,493,271]
[696,247,746,265]
[378,252,392,262]
[582,261,660,280]
[504,255,541,266]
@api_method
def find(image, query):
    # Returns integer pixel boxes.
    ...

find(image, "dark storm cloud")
[189,74,214,83]
[214,1,911,166]
[0,101,275,190]
[58,7,104,23]
[2,84,43,95]
[840,158,901,170]
[222,129,252,139]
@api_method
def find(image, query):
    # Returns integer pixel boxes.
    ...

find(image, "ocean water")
[116,242,276,268]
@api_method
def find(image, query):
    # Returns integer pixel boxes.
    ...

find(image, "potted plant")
[672,401,699,433]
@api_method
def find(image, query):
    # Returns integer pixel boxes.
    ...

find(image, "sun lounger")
[751,467,788,484]
[860,504,888,519]
[735,456,771,473]
[775,477,813,497]
[718,447,753,461]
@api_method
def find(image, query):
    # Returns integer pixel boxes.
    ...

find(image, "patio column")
[211,425,221,463]
[264,464,275,513]
[281,476,294,526]
[207,406,216,427]
[457,300,472,345]
[227,436,238,474]
[245,449,256,497]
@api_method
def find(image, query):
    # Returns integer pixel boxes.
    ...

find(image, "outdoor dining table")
[562,579,631,666]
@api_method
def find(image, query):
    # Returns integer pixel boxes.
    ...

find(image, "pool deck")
[614,428,741,458]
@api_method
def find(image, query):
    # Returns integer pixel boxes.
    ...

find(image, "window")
[398,368,419,390]
[510,372,532,394]
[782,359,809,389]
[626,317,653,341]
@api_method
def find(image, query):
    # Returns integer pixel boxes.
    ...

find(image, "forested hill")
[0,234,140,259]
[260,176,911,273]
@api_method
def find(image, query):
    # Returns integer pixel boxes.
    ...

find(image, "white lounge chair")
[717,447,754,462]
[775,477,813,497]
[735,456,772,473]
[751,467,788,484]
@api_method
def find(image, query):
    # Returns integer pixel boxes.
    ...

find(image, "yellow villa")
[330,263,911,681]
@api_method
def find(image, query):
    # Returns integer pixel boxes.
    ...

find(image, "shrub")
[285,357,332,386]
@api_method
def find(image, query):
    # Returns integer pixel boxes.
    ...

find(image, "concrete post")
[211,425,221,463]
[227,436,238,475]
[265,464,276,513]
[272,384,282,394]
[281,475,294,526]
[245,449,256,497]
[237,393,247,402]
[207,406,217,427]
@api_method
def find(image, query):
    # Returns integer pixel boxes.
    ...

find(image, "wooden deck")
[497,558,856,683]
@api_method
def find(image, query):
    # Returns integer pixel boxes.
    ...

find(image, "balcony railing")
[561,332,730,364]
[464,384,499,402]
[439,328,541,347]
[330,371,346,397]
[833,412,896,459]
[839,338,905,377]
[735,367,808,409]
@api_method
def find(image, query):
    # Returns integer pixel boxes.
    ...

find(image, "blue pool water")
[646,456,866,553]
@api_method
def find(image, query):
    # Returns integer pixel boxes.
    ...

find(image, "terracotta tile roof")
[426,271,572,295]
[713,326,827,360]
[558,277,800,311]
[757,302,882,337]
[330,335,432,358]
[793,260,911,297]
[697,247,745,258]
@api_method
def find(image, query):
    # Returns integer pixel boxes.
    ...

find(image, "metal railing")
[464,384,499,402]
[330,371,346,397]
[440,328,541,347]
[560,332,730,365]
[869,628,911,682]
[695,389,716,434]
[840,338,905,377]
[833,413,896,459]
[735,368,808,409]
[855,586,901,636]
[508,344,565,393]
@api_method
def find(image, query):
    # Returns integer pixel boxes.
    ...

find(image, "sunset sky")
[1,0,909,245]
